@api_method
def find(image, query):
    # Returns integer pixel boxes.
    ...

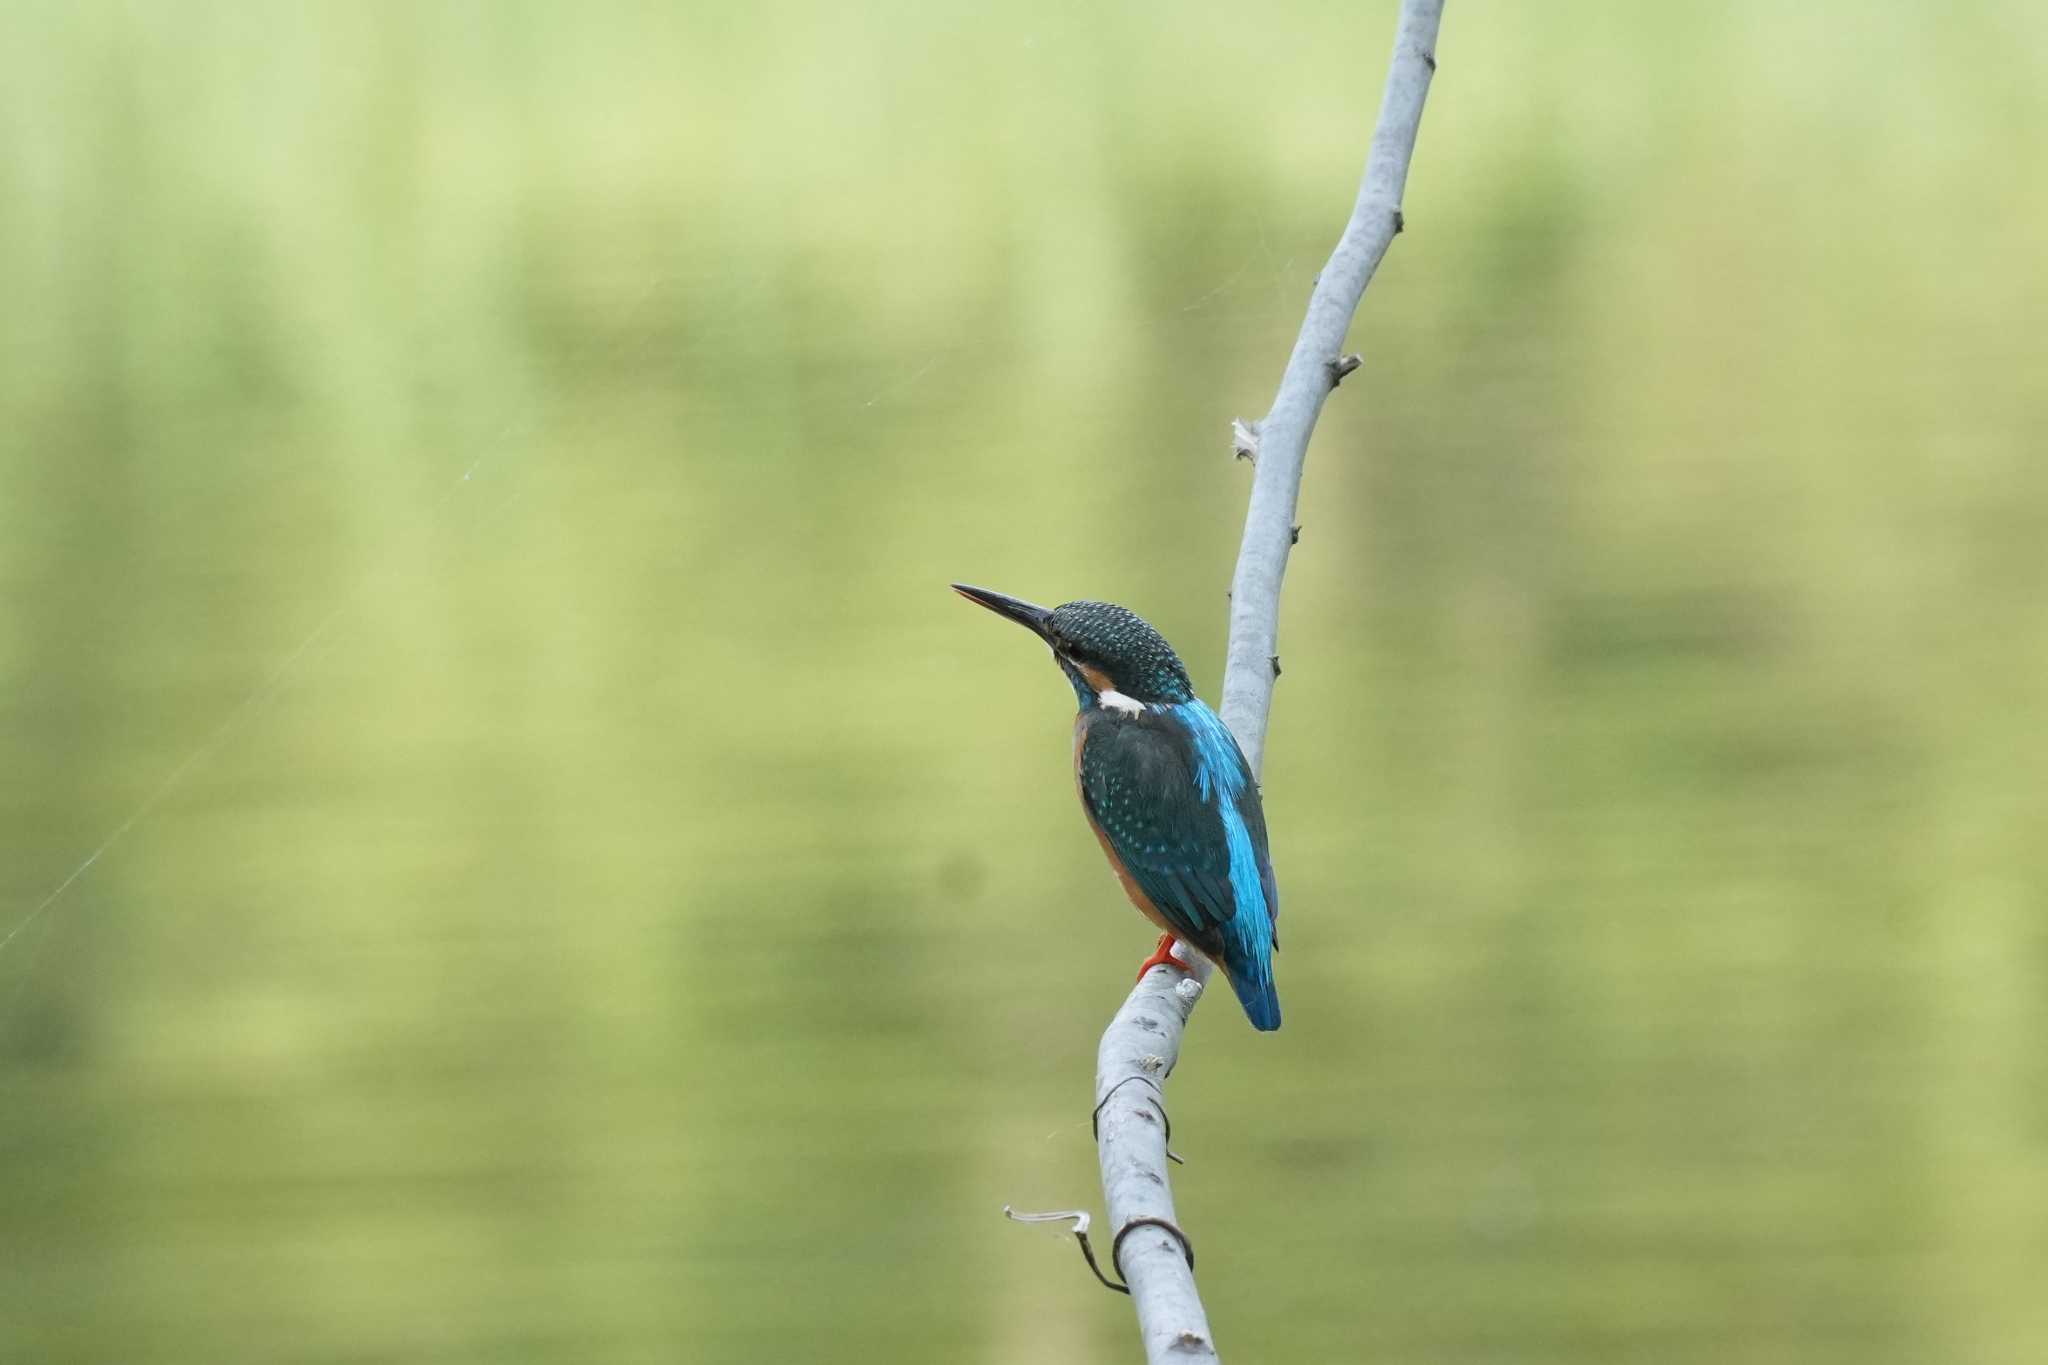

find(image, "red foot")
[1135,934,1189,981]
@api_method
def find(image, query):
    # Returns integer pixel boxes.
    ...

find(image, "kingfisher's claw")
[1135,934,1189,981]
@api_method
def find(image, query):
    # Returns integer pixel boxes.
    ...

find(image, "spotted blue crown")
[1043,601,1195,706]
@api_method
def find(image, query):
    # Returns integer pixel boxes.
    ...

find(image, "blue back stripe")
[1173,703,1273,986]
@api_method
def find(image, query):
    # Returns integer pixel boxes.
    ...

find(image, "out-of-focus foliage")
[3,3,2044,1362]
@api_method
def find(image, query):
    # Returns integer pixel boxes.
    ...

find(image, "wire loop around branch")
[1113,1215,1197,1279]
[1092,1073,1168,1142]
[998,1205,1199,1298]
[1002,1206,1132,1295]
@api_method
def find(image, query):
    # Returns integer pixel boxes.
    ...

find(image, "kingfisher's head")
[952,583,1195,710]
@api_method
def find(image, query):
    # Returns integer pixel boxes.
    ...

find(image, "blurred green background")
[4,2,2046,1361]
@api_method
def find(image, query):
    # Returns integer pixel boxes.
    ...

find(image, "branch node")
[1391,207,1405,234]
[1290,524,1302,545]
[1423,50,1437,71]
[1173,977,1203,1004]
[1269,654,1283,680]
[1327,354,1363,387]
[1230,417,1261,463]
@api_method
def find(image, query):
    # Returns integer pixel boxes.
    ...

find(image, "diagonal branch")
[1221,0,1445,775]
[1092,4,1445,1361]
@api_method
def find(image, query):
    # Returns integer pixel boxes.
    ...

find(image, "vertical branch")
[1095,971,1218,1360]
[1222,0,1445,775]
[1092,4,1445,1361]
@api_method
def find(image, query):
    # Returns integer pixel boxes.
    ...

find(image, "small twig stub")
[1230,417,1262,463]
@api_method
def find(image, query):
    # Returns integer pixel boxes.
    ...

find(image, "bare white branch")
[1092,4,1445,1361]
[1096,965,1219,1360]
[1221,0,1445,776]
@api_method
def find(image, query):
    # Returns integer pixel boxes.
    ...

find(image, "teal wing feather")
[1078,704,1280,1029]
[1078,712,1236,959]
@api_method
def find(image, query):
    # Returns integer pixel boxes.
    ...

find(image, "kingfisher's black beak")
[951,583,1055,641]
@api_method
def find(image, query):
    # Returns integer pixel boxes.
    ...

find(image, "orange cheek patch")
[1077,662,1114,695]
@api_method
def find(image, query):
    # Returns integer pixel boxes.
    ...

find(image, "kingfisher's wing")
[1076,706,1277,963]
[1233,755,1281,947]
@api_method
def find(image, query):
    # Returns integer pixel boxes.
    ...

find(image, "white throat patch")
[1097,689,1146,716]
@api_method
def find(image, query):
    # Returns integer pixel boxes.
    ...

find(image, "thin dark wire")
[0,451,493,961]
[0,237,1271,964]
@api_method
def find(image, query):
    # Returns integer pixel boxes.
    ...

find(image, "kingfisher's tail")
[1224,964,1282,1032]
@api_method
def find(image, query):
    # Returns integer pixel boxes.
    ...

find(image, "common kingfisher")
[952,584,1281,1031]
